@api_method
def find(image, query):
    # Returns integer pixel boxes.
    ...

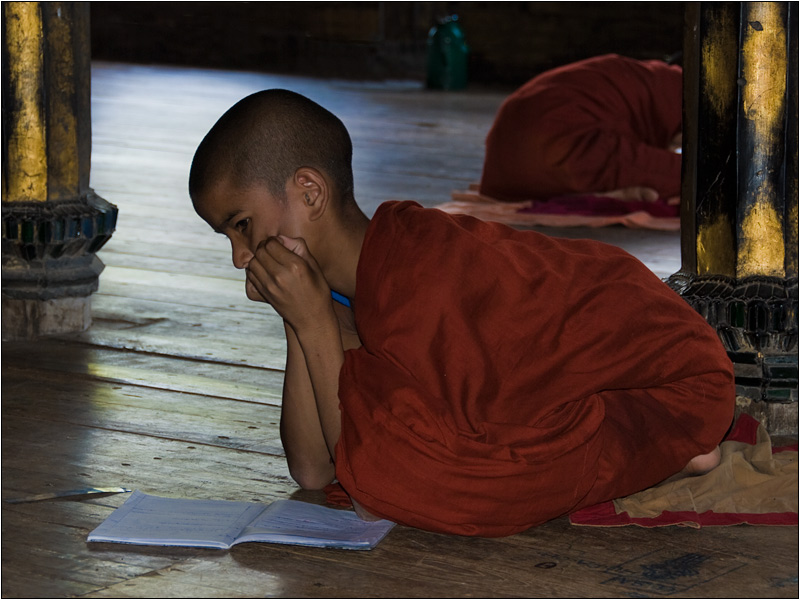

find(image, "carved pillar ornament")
[2,2,117,339]
[669,2,798,433]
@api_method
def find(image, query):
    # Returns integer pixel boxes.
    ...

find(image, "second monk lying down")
[188,89,734,537]
[480,54,683,205]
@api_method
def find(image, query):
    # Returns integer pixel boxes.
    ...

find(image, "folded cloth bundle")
[570,414,798,527]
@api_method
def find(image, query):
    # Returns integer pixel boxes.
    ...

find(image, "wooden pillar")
[1,2,117,340]
[669,2,798,434]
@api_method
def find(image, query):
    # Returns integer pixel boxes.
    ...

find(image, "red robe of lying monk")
[479,54,683,202]
[334,201,734,537]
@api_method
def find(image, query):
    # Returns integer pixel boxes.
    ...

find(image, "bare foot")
[659,446,721,484]
[683,446,721,476]
[597,186,660,202]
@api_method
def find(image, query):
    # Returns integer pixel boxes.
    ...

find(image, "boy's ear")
[291,167,328,221]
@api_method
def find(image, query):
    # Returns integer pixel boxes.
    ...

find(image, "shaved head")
[189,89,355,207]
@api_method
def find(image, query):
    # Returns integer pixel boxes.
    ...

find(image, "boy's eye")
[235,218,250,233]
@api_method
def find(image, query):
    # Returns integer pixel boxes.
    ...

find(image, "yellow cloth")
[614,422,798,518]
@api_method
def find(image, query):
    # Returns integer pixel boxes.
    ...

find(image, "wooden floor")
[2,62,797,599]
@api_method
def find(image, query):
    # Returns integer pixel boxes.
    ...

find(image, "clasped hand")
[245,236,334,333]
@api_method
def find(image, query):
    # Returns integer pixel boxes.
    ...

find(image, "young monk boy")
[189,89,735,537]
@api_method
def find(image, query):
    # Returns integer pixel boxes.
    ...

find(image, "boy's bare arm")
[280,321,335,489]
[247,236,377,519]
[246,236,351,476]
[280,302,361,489]
[292,305,346,461]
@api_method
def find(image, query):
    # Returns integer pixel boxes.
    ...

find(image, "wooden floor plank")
[78,517,800,599]
[96,266,255,311]
[3,369,285,456]
[2,499,224,598]
[2,418,295,503]
[64,295,288,369]
[2,340,283,404]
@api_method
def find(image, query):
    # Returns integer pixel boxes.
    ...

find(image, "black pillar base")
[1,190,118,340]
[668,271,798,433]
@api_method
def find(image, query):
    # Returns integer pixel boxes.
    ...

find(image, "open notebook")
[87,490,394,550]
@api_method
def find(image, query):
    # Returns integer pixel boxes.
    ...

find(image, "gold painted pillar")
[669,2,798,434]
[1,2,117,340]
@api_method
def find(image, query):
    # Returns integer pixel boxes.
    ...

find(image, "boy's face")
[195,180,306,300]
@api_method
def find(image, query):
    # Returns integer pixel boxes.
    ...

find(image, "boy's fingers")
[248,238,312,296]
[246,253,283,303]
[257,236,324,279]
[276,236,325,274]
[245,260,270,292]
[256,237,292,266]
[245,270,269,303]
[275,235,310,259]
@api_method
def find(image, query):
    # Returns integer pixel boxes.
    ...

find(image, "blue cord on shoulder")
[331,290,352,308]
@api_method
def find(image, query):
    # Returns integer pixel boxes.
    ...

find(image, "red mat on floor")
[570,414,798,528]
[436,186,680,231]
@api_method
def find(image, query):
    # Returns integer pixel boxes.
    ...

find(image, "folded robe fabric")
[334,201,734,537]
[570,414,798,527]
[479,54,682,202]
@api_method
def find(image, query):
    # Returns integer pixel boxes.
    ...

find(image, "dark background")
[90,2,685,86]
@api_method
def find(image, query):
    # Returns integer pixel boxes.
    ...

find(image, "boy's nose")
[231,241,254,270]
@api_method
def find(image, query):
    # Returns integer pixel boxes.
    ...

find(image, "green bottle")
[426,15,469,90]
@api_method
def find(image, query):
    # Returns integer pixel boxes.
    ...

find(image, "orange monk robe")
[334,202,734,537]
[479,54,683,201]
